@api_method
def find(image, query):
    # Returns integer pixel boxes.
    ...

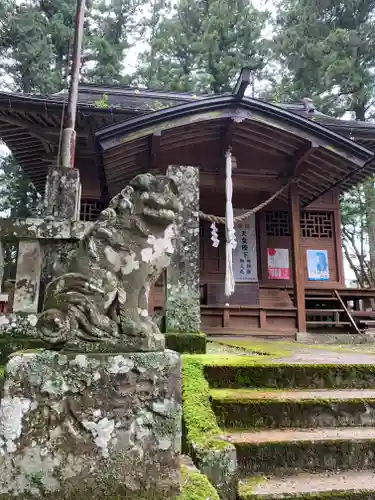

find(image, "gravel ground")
[273,348,375,364]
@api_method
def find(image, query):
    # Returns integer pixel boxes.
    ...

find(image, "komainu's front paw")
[119,317,147,337]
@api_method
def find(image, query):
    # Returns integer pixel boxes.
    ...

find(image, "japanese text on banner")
[233,213,258,282]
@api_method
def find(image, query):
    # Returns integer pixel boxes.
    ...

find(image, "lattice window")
[265,211,291,236]
[300,211,334,238]
[80,199,106,222]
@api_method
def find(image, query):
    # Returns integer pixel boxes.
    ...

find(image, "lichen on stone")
[0,349,181,498]
[0,313,39,338]
[165,166,200,334]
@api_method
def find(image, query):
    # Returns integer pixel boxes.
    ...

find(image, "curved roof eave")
[95,94,375,165]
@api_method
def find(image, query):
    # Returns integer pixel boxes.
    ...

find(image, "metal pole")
[61,0,86,168]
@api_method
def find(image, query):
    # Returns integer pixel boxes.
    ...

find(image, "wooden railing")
[0,218,91,314]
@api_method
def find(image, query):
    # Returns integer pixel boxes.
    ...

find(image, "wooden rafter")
[291,142,319,178]
[0,113,87,139]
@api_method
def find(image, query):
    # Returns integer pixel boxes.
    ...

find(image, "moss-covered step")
[204,362,375,389]
[210,388,375,429]
[224,426,375,475]
[166,332,206,354]
[238,470,375,499]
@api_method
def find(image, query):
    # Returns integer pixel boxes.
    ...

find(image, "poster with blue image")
[307,249,329,281]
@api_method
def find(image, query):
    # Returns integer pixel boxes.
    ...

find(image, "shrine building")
[1,68,375,338]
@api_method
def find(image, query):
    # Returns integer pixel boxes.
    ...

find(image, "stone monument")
[0,173,182,499]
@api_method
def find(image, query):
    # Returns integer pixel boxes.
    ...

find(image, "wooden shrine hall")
[2,69,375,338]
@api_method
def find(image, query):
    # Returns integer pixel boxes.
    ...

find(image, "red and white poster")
[267,248,290,280]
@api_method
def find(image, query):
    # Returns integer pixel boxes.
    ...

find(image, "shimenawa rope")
[199,179,293,225]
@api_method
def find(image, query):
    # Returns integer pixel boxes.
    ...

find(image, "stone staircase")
[206,361,375,499]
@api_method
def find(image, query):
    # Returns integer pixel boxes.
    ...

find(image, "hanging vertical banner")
[233,212,258,282]
[268,248,290,280]
[307,249,329,281]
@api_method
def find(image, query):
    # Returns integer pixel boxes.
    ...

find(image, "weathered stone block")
[0,218,90,241]
[0,313,39,338]
[44,166,81,220]
[0,349,181,499]
[13,241,43,314]
[165,166,200,333]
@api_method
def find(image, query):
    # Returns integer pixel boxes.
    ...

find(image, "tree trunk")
[356,100,375,300]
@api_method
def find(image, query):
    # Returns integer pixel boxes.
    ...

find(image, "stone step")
[223,426,375,475]
[210,388,375,429]
[238,470,375,499]
[204,362,375,389]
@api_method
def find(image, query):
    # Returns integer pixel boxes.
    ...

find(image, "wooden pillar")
[165,165,200,333]
[290,183,306,332]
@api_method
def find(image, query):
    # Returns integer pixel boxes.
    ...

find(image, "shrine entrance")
[199,214,260,308]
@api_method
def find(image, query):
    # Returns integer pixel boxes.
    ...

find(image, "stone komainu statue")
[37,173,181,352]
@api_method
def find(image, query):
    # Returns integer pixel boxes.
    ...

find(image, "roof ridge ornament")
[233,67,252,100]
[302,97,316,113]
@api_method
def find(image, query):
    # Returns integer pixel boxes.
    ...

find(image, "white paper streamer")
[210,222,220,248]
[225,148,236,298]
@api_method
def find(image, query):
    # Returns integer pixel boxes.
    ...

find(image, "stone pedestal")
[0,349,181,499]
[44,166,81,220]
[165,166,200,333]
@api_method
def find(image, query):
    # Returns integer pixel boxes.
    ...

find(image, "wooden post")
[290,183,306,332]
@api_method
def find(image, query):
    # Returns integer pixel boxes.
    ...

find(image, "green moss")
[182,355,238,499]
[236,439,375,476]
[0,337,46,364]
[238,476,266,497]
[177,465,220,500]
[239,480,375,500]
[215,340,291,358]
[210,387,375,403]
[210,389,375,429]
[217,337,375,358]
[166,333,206,354]
[200,354,269,366]
[204,361,375,389]
[182,355,223,448]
